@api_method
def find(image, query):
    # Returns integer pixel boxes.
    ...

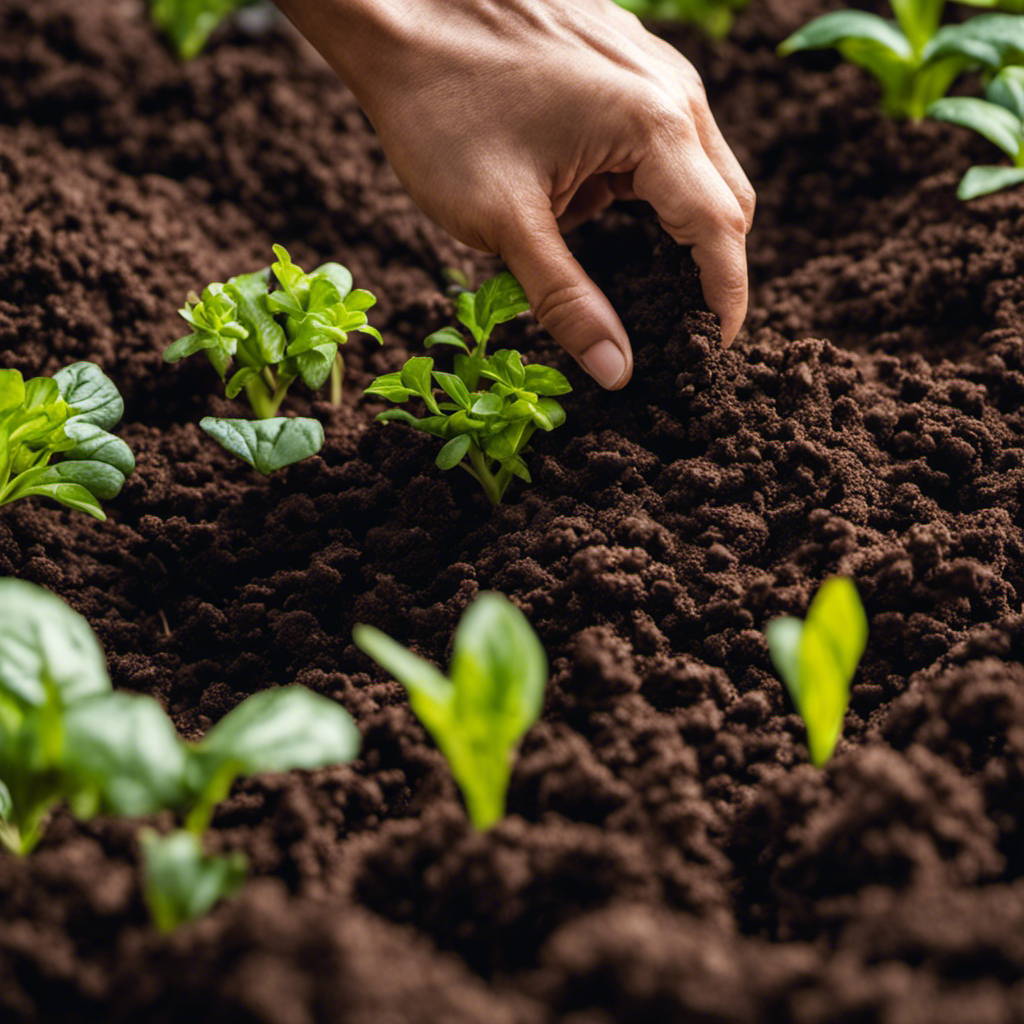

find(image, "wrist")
[273,0,415,105]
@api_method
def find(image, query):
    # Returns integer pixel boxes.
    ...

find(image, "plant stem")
[466,446,502,506]
[243,375,293,419]
[330,353,344,406]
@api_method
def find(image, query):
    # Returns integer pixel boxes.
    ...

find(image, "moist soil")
[3,0,1024,1020]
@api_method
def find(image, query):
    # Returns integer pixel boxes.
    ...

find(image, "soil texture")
[4,0,1024,1021]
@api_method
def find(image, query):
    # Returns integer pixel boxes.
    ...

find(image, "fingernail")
[580,339,627,389]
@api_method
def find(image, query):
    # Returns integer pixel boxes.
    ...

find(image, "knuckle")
[532,282,591,334]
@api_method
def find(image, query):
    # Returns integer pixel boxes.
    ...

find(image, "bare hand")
[276,0,755,388]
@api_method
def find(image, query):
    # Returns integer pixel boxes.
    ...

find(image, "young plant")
[165,244,380,472]
[148,0,258,60]
[778,8,1024,121]
[613,0,748,39]
[353,592,547,829]
[927,65,1024,197]
[364,272,571,505]
[0,578,360,931]
[0,362,135,521]
[765,578,868,767]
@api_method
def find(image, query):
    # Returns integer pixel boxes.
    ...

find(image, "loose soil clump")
[3,0,1024,1021]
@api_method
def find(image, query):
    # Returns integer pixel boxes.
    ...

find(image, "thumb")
[498,203,633,390]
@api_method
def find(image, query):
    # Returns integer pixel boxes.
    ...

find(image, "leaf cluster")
[613,0,748,40]
[928,66,1024,197]
[0,579,360,930]
[354,592,547,829]
[365,272,570,505]
[765,578,868,767]
[779,6,1024,121]
[0,363,134,521]
[166,244,380,473]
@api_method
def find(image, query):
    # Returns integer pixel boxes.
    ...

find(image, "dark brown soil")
[3,0,1024,1021]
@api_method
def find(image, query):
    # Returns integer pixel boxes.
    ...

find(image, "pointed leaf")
[424,327,470,353]
[958,164,1024,200]
[436,434,472,470]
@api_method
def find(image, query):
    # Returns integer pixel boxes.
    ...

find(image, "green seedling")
[765,578,868,767]
[613,0,748,39]
[354,592,547,829]
[148,0,259,59]
[0,578,360,931]
[779,8,1024,121]
[928,65,1024,197]
[166,244,381,472]
[364,272,570,505]
[0,362,134,521]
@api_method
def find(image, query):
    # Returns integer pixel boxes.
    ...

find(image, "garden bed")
[4,0,1024,1020]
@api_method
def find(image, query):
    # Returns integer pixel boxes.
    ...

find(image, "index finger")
[631,138,749,346]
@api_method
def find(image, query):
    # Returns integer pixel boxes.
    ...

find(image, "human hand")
[275,0,755,388]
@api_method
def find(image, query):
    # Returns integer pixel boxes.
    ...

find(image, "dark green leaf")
[778,11,913,60]
[436,434,472,470]
[927,96,1022,159]
[200,416,325,474]
[433,372,471,409]
[62,420,135,477]
[424,327,470,353]
[54,363,124,431]
[37,461,126,502]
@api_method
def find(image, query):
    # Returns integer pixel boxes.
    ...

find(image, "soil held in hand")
[3,0,1024,1021]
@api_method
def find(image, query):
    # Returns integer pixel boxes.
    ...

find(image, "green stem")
[465,445,502,506]
[330,353,344,406]
[243,375,293,420]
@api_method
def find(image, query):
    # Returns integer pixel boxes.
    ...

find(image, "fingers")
[499,201,633,390]
[687,87,756,232]
[631,135,749,347]
[556,175,615,234]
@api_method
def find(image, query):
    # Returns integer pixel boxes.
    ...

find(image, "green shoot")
[148,0,259,60]
[927,66,1024,198]
[0,578,360,930]
[779,8,1024,121]
[353,592,547,829]
[0,363,134,521]
[165,244,380,472]
[613,0,748,39]
[765,578,868,767]
[364,272,570,505]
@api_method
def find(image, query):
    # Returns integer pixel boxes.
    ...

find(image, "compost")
[3,0,1024,1020]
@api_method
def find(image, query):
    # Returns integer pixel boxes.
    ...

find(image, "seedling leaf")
[54,362,124,431]
[64,692,190,815]
[765,578,867,766]
[199,416,325,474]
[958,164,1024,198]
[0,579,111,709]
[141,829,247,933]
[354,592,547,828]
